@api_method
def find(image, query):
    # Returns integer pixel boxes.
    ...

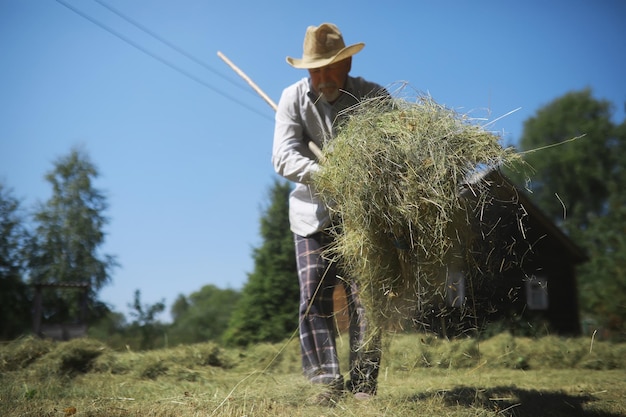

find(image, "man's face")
[308,58,351,103]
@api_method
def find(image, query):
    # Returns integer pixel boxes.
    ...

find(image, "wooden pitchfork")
[217,51,324,162]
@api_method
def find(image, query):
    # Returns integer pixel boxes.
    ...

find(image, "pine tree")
[224,179,299,346]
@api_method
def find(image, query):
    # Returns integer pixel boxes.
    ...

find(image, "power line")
[92,0,255,98]
[54,0,273,122]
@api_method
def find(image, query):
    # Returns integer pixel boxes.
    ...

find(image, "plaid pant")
[295,231,380,393]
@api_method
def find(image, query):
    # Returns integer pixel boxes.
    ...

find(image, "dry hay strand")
[313,91,523,334]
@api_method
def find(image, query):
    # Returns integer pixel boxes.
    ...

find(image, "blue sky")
[1,0,624,322]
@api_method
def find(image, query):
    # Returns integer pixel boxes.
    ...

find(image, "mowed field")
[1,333,625,416]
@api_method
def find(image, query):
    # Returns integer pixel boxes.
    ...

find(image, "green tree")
[224,179,299,346]
[0,182,31,339]
[168,284,241,345]
[28,146,118,324]
[88,310,128,349]
[515,89,626,335]
[516,88,616,235]
[128,289,166,350]
[170,293,190,322]
[577,203,626,335]
[575,117,626,336]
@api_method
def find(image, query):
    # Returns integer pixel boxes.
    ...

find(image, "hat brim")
[286,43,365,69]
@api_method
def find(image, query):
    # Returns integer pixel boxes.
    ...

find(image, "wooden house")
[437,169,587,337]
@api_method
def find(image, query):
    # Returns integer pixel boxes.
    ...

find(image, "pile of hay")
[313,92,522,332]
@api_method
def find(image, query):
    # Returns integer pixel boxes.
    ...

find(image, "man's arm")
[272,87,320,185]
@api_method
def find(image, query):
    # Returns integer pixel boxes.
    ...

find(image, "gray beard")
[319,89,341,103]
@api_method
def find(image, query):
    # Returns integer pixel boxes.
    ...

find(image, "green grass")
[2,333,625,416]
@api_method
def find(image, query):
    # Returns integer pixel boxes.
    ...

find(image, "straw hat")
[286,23,364,69]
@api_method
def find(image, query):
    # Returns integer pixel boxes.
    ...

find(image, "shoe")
[353,391,373,400]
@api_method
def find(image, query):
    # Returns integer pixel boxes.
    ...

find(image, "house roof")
[482,169,588,264]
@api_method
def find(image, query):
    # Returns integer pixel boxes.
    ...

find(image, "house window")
[446,271,465,308]
[526,276,549,310]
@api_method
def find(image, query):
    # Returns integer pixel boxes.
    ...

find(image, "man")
[272,23,387,402]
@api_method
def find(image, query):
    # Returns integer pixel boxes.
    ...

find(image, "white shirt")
[272,75,386,236]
